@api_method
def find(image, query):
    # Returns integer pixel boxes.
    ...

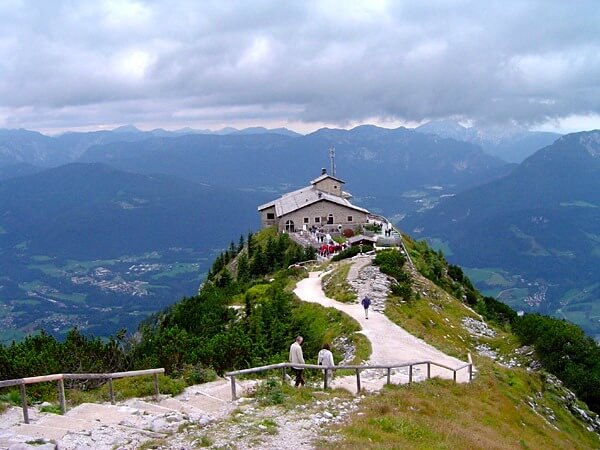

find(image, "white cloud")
[0,0,599,133]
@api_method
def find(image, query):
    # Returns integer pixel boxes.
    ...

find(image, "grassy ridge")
[322,359,599,449]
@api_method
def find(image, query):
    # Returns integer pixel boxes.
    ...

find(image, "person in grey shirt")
[289,335,305,387]
[317,343,335,385]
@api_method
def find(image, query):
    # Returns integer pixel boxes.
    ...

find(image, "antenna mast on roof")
[329,147,336,177]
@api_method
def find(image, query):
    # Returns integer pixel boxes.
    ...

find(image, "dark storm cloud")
[0,0,599,130]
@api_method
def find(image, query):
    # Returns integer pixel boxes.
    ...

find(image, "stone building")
[257,169,370,233]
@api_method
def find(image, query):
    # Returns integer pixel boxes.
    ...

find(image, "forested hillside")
[404,130,600,339]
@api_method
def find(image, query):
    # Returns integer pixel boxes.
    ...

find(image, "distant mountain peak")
[113,124,141,133]
[577,130,600,158]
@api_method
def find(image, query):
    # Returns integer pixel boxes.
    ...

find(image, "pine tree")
[237,253,250,282]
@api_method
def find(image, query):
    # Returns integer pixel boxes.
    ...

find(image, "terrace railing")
[225,359,473,401]
[0,368,164,424]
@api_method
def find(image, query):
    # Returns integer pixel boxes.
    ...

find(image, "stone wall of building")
[259,205,277,229]
[278,199,368,232]
[313,178,342,197]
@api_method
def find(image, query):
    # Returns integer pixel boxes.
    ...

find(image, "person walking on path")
[289,335,305,387]
[317,343,335,386]
[361,296,371,319]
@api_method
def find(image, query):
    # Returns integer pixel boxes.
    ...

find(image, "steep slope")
[403,130,600,337]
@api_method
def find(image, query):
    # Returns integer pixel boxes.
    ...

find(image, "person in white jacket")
[317,343,335,385]
[289,335,305,387]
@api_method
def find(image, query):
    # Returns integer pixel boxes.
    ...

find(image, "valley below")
[0,248,213,343]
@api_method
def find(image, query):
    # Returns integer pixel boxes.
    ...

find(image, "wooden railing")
[0,368,165,424]
[225,360,473,401]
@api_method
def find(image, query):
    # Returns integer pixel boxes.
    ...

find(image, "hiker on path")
[361,296,371,319]
[317,343,335,385]
[289,335,305,387]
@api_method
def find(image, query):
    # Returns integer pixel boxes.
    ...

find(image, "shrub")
[332,245,373,261]
[255,378,285,406]
[183,364,218,385]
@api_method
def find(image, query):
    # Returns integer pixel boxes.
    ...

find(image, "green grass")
[51,292,87,303]
[0,328,26,344]
[254,377,353,410]
[384,282,477,360]
[27,264,64,277]
[293,301,371,366]
[65,375,186,406]
[425,238,454,256]
[322,263,357,303]
[40,403,63,414]
[18,280,45,291]
[138,438,168,449]
[319,359,600,450]
[63,258,119,271]
[0,390,22,406]
[464,268,515,288]
[11,299,41,306]
[149,263,200,280]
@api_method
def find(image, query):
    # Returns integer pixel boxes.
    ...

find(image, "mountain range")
[403,130,600,338]
[0,126,301,168]
[416,120,560,163]
[5,123,598,342]
[78,125,513,218]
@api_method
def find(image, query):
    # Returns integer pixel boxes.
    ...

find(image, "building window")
[315,217,320,223]
[347,215,353,222]
[267,213,275,220]
[285,220,295,232]
[327,214,334,224]
[303,217,309,224]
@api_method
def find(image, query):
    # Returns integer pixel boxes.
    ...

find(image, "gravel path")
[293,261,470,384]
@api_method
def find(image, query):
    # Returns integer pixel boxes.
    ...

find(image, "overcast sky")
[1,0,599,134]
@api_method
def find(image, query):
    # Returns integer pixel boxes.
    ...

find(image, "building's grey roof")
[257,185,369,217]
[310,174,345,185]
[348,234,377,245]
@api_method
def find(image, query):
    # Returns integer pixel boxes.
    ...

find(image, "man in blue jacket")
[361,296,371,319]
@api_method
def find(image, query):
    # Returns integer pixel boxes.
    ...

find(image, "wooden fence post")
[386,368,391,385]
[469,364,473,382]
[57,378,66,414]
[409,365,413,384]
[108,378,115,405]
[230,376,237,401]
[453,370,457,383]
[281,367,286,384]
[355,369,361,394]
[427,362,431,379]
[323,369,329,390]
[19,383,29,424]
[153,373,160,401]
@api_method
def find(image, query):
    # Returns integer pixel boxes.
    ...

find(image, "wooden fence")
[226,359,473,401]
[0,368,164,424]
